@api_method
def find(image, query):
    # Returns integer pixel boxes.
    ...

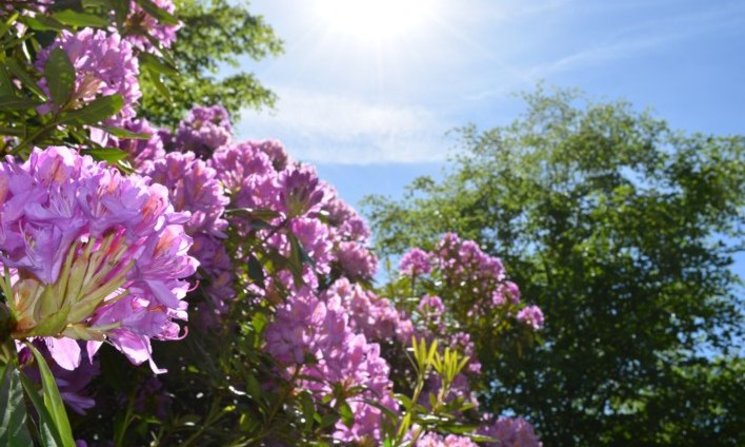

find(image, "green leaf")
[0,65,14,96]
[82,148,129,163]
[81,0,110,6]
[247,254,266,289]
[0,95,43,110]
[338,400,354,428]
[251,312,267,335]
[287,234,306,287]
[134,0,180,25]
[53,10,109,28]
[58,94,123,125]
[0,13,20,37]
[97,126,152,139]
[26,344,75,447]
[0,365,34,447]
[44,48,76,107]
[5,58,46,99]
[19,14,63,31]
[18,370,67,447]
[144,70,171,102]
[224,208,281,221]
[139,53,179,78]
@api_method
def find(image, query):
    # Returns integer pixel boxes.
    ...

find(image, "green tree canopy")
[140,0,283,126]
[363,87,745,446]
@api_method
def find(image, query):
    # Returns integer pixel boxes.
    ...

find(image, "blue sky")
[232,0,745,274]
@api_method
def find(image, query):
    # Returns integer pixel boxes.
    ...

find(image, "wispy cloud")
[236,86,451,164]
[467,1,745,101]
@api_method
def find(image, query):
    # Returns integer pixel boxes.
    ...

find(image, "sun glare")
[315,0,438,43]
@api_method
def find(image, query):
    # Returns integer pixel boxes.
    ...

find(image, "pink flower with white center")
[0,147,197,372]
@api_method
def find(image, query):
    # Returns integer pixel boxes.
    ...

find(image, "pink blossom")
[0,147,197,371]
[516,305,544,330]
[36,29,141,119]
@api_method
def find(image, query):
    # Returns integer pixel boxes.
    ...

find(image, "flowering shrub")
[0,2,545,446]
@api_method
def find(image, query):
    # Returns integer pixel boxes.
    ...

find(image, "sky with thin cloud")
[233,0,744,209]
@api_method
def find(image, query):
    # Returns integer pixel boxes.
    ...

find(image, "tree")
[363,87,745,446]
[139,0,283,126]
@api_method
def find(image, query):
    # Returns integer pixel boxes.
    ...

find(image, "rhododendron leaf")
[135,0,180,25]
[5,59,46,100]
[81,147,130,163]
[25,343,75,447]
[80,0,109,7]
[319,412,340,429]
[469,433,499,443]
[225,208,281,221]
[44,48,75,107]
[19,14,64,32]
[244,373,262,400]
[298,391,315,430]
[59,94,124,125]
[18,371,67,447]
[338,400,354,428]
[247,254,265,289]
[98,125,152,139]
[287,235,306,287]
[140,53,179,78]
[145,69,171,102]
[0,66,14,96]
[396,393,414,410]
[438,422,481,434]
[52,10,109,28]
[0,365,33,447]
[250,312,267,336]
[0,13,19,35]
[0,96,43,110]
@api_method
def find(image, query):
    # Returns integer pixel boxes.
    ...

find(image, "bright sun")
[314,0,439,43]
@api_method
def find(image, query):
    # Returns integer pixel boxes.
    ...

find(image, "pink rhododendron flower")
[479,416,543,447]
[416,432,479,447]
[36,29,141,119]
[400,247,432,276]
[0,146,197,372]
[516,305,545,330]
[124,0,181,53]
[175,105,233,157]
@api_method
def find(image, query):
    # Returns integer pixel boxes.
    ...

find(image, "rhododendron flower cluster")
[124,0,181,52]
[174,105,233,157]
[0,146,197,371]
[479,416,543,447]
[399,232,544,329]
[417,432,479,447]
[400,247,432,276]
[265,285,397,442]
[36,29,141,118]
[516,305,545,330]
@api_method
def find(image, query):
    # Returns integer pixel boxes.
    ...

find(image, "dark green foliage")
[139,0,283,126]
[363,87,745,446]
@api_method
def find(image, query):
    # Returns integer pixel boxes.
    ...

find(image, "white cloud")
[236,86,450,164]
